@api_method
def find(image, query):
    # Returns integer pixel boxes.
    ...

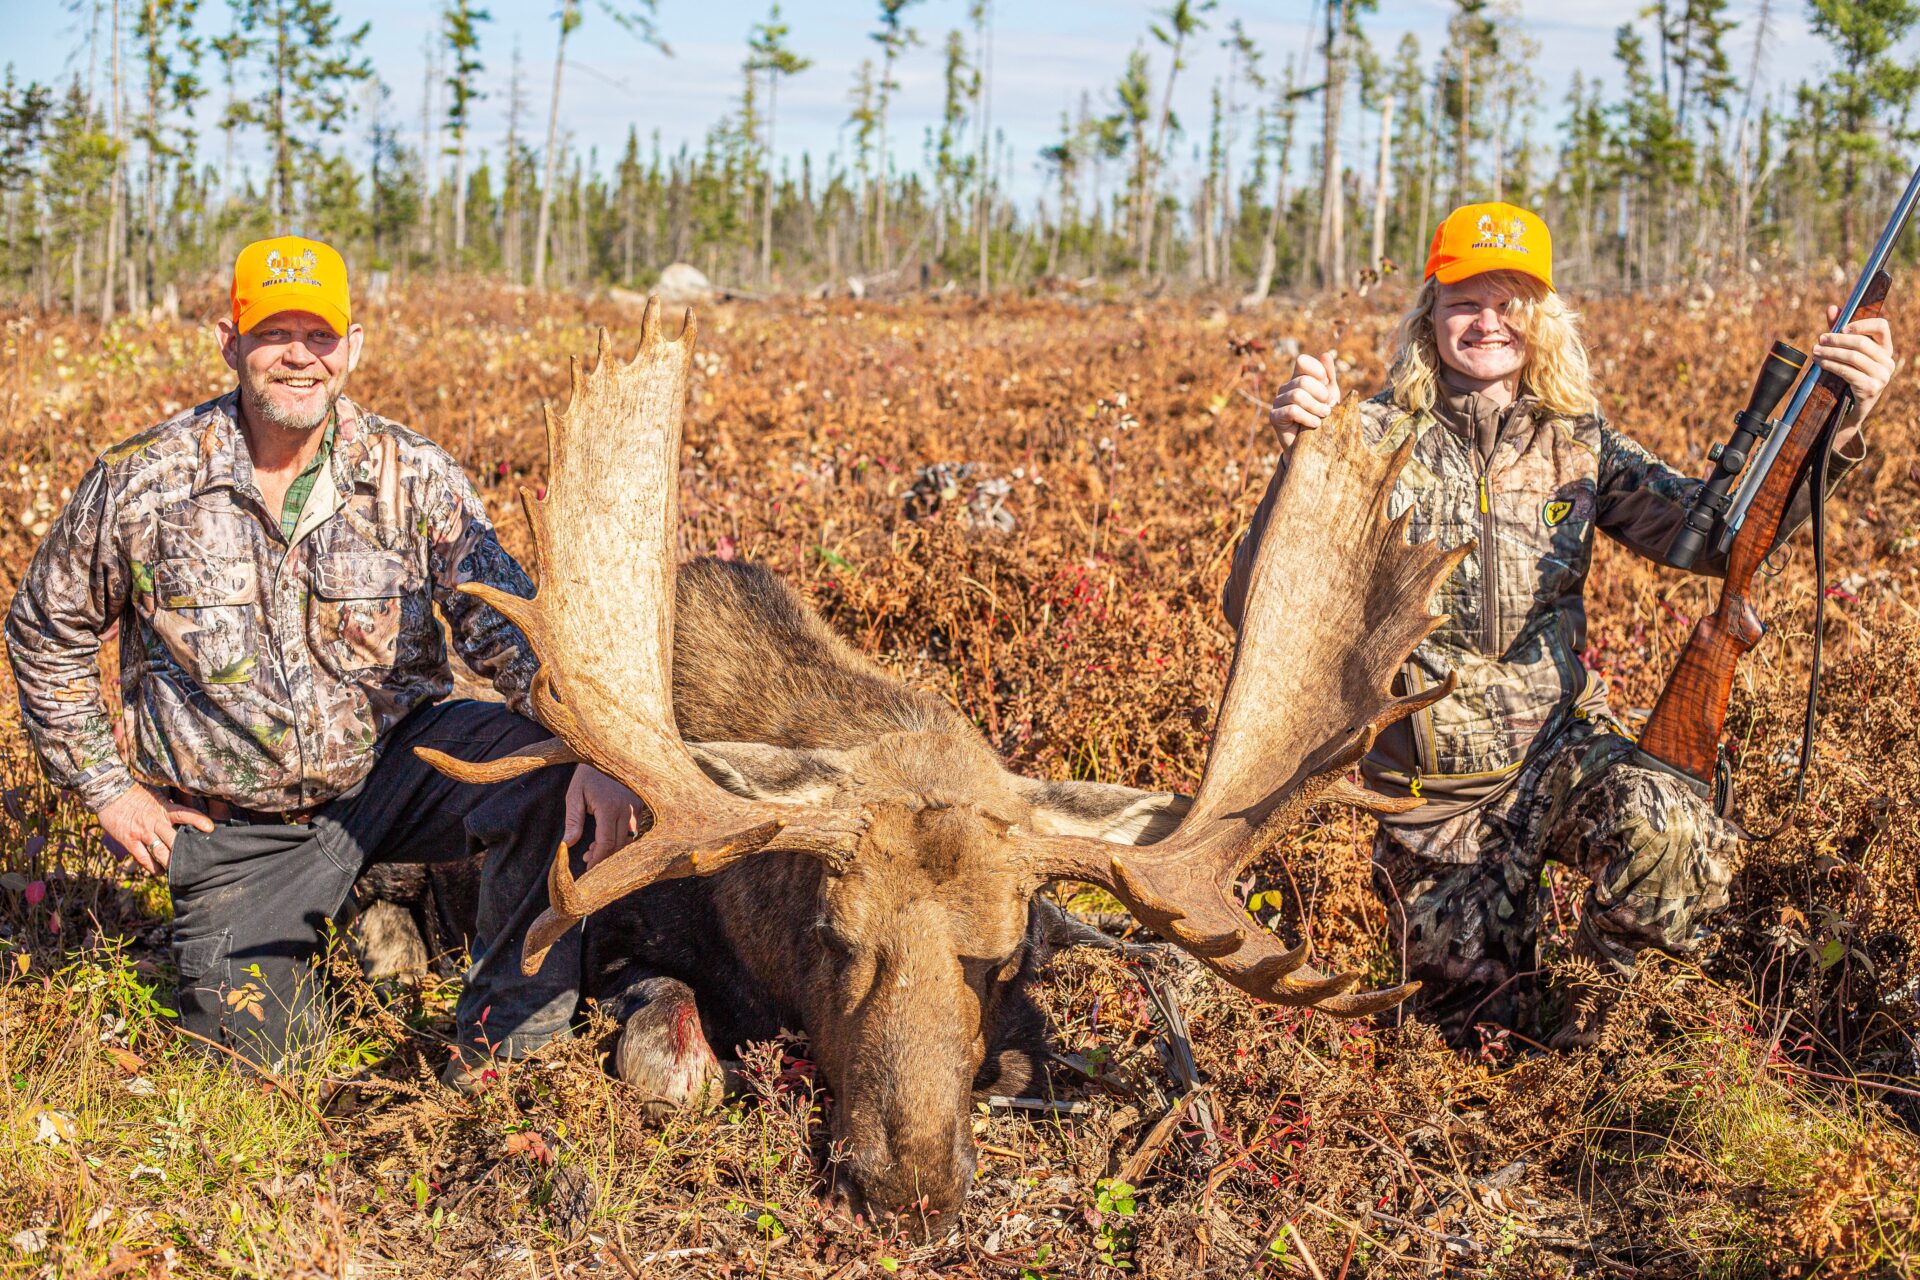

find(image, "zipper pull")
[1478,475,1489,514]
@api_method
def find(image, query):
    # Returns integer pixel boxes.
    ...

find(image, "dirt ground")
[2,278,1918,1277]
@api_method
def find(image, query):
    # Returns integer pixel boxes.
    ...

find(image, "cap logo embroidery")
[262,248,319,288]
[1472,214,1529,254]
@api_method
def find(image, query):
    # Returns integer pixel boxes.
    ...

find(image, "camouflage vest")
[1356,389,1609,791]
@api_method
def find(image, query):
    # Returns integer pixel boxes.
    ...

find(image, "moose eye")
[812,919,852,960]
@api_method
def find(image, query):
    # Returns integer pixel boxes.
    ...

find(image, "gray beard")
[241,377,339,433]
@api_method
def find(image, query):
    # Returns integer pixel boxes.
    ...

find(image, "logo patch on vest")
[1542,499,1575,527]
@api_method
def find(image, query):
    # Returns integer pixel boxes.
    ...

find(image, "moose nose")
[835,1128,975,1241]
[826,1173,961,1243]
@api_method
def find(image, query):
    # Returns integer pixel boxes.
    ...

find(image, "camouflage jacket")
[6,392,540,813]
[1224,387,1861,824]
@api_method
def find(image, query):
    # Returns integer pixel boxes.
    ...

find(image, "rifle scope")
[1668,341,1807,571]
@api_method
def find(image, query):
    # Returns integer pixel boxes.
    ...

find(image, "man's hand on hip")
[565,764,647,868]
[97,784,217,877]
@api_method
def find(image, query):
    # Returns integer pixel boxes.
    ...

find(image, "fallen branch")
[1367,1208,1486,1256]
[986,1096,1093,1115]
[1287,1219,1329,1280]
[1295,1201,1421,1267]
[601,1242,717,1276]
[1117,1085,1213,1185]
[1137,966,1218,1149]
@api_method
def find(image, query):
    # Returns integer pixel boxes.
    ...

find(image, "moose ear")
[1016,778,1193,846]
[685,742,848,807]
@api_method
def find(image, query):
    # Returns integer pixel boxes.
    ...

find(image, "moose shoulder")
[413,305,1465,1230]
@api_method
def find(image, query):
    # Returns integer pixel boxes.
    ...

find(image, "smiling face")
[217,310,364,435]
[1432,273,1530,389]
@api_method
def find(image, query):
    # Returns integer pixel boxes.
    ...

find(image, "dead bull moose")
[412,299,1466,1227]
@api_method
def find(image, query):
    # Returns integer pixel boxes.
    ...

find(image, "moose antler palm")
[1015,427,1466,1016]
[416,303,863,972]
[422,302,1465,1013]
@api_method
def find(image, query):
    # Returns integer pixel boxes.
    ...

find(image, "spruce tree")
[442,0,488,260]
[933,29,974,265]
[1218,19,1263,287]
[1,72,55,291]
[1245,55,1302,303]
[1807,0,1920,258]
[532,0,668,291]
[747,4,810,287]
[846,59,878,271]
[1139,0,1214,276]
[868,0,923,271]
[134,0,203,310]
[1441,0,1496,202]
[222,0,372,225]
[1110,49,1152,273]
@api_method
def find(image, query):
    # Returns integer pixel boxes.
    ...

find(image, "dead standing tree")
[531,0,668,292]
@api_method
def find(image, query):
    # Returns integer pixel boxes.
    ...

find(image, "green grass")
[2,938,349,1275]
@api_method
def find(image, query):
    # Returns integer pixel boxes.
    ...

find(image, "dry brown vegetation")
[2,278,1919,1278]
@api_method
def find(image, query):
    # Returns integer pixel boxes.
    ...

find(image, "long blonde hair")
[1386,270,1599,419]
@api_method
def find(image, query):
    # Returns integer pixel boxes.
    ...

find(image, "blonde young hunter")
[1230,203,1896,1048]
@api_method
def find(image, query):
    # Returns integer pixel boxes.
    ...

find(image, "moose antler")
[417,302,863,974]
[1020,399,1469,1016]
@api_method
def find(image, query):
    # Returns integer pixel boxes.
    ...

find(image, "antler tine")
[420,308,864,975]
[1019,398,1468,1015]
[415,738,579,785]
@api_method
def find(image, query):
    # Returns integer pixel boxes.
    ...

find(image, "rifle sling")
[1627,743,1712,799]
[1751,411,1842,841]
[1791,422,1833,809]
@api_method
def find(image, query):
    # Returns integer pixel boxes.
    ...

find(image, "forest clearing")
[0,276,1917,1277]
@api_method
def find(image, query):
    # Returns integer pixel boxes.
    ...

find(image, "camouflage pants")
[1372,715,1739,1044]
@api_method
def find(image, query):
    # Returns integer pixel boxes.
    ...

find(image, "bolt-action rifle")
[1634,162,1920,812]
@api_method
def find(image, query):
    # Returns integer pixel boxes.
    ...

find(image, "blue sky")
[0,1,1837,205]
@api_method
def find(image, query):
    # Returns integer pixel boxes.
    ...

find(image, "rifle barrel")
[1719,159,1920,547]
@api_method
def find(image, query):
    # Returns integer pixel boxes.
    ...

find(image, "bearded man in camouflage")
[1229,204,1898,1048]
[7,236,647,1076]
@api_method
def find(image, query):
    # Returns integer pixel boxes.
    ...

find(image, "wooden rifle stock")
[1635,271,1890,787]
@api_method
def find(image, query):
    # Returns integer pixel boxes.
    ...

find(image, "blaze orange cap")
[230,236,351,335]
[1424,202,1553,291]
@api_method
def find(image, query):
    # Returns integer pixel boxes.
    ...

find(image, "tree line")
[2,0,1918,321]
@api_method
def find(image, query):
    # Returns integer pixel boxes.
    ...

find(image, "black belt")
[170,788,318,825]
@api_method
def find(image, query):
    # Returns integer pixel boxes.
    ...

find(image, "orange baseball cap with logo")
[230,235,352,335]
[1424,202,1554,291]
